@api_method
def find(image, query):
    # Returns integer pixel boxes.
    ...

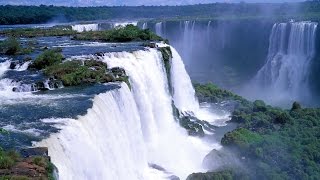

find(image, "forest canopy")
[1,1,320,25]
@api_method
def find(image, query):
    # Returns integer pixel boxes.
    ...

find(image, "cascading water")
[155,22,163,36]
[182,21,196,65]
[38,48,221,180]
[170,46,226,123]
[142,22,148,30]
[38,84,151,180]
[112,21,138,28]
[0,60,10,77]
[249,21,318,105]
[14,61,30,71]
[170,47,200,112]
[71,24,99,32]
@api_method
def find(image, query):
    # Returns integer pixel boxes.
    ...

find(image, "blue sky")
[0,0,304,6]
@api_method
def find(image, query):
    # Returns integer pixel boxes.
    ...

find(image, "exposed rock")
[9,61,18,70]
[202,149,241,171]
[143,42,157,48]
[95,52,104,57]
[20,147,48,158]
[168,175,180,180]
[179,115,205,137]
[23,56,32,62]
[0,147,54,180]
[32,82,49,91]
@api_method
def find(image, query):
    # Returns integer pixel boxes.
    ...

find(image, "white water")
[72,24,99,32]
[37,48,225,180]
[14,61,30,71]
[182,21,196,65]
[38,84,153,180]
[248,21,318,105]
[142,22,148,30]
[155,22,163,36]
[169,46,226,123]
[0,60,10,77]
[171,47,200,112]
[113,21,138,29]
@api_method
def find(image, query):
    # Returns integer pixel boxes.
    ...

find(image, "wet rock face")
[32,82,49,91]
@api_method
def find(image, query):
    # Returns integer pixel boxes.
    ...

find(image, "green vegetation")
[30,48,64,70]
[194,83,320,180]
[0,148,19,169]
[194,82,249,106]
[0,37,38,56]
[2,2,320,25]
[73,25,163,42]
[187,170,234,180]
[179,116,205,137]
[0,147,55,179]
[0,25,162,43]
[0,37,20,55]
[187,170,248,180]
[0,27,77,38]
[44,60,116,86]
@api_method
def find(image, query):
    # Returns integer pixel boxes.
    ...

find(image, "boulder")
[202,149,241,170]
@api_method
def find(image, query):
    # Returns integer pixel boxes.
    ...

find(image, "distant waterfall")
[251,21,318,104]
[155,22,163,36]
[39,48,215,180]
[71,24,99,32]
[112,21,138,28]
[182,21,196,65]
[142,22,148,30]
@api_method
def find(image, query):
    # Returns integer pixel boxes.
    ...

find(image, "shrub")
[31,48,63,70]
[291,101,302,111]
[33,156,46,167]
[73,25,163,42]
[0,37,21,55]
[221,128,263,149]
[45,60,116,86]
[0,156,15,169]
[253,100,267,112]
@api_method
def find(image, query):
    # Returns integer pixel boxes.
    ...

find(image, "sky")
[0,0,304,6]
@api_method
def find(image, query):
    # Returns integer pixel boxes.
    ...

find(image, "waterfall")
[38,48,216,180]
[182,21,196,65]
[155,22,163,36]
[112,21,138,28]
[71,24,99,32]
[37,84,150,180]
[207,21,211,42]
[142,22,148,30]
[170,47,200,112]
[0,60,10,77]
[251,21,318,104]
[14,61,30,71]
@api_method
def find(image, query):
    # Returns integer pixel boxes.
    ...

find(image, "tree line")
[1,1,320,25]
